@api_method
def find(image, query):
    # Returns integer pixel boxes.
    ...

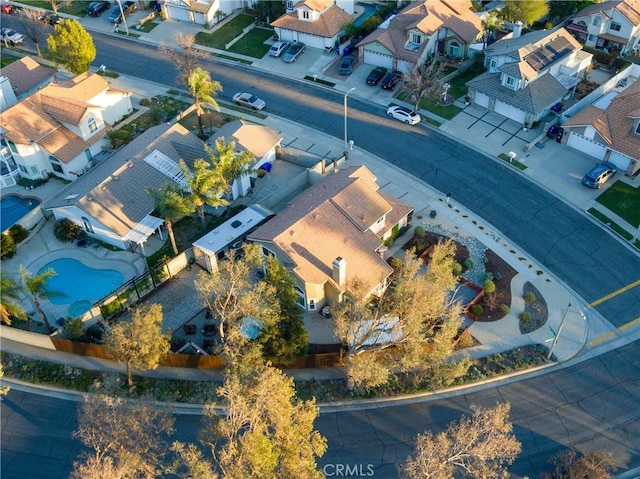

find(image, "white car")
[232,92,266,110]
[1,27,24,45]
[269,40,290,57]
[386,106,421,125]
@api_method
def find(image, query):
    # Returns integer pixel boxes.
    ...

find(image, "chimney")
[332,257,346,286]
[512,21,523,39]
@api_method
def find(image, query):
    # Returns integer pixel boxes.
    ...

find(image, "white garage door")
[363,50,393,69]
[567,132,607,160]
[298,33,325,49]
[494,100,527,124]
[607,151,632,171]
[166,5,190,22]
[474,92,490,108]
[397,59,414,73]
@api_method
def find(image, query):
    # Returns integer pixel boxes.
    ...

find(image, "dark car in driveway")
[380,70,403,90]
[581,161,617,189]
[282,42,305,63]
[109,0,136,23]
[366,66,387,85]
[338,55,356,75]
[87,1,110,16]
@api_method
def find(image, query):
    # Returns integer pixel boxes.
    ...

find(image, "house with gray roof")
[247,165,413,312]
[466,25,592,126]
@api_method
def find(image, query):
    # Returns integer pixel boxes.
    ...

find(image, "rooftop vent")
[231,220,242,228]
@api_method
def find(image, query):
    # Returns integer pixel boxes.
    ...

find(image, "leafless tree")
[403,58,447,111]
[16,9,49,56]
[159,32,205,87]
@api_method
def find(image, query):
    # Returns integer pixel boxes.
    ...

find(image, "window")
[592,16,601,27]
[261,246,275,258]
[588,34,596,42]
[49,155,63,173]
[85,149,92,162]
[81,217,94,233]
[448,41,460,57]
[410,32,422,44]
[286,0,293,9]
[87,117,97,133]
[295,286,305,308]
[7,140,17,154]
[610,22,621,32]
[506,76,516,87]
[302,10,309,19]
[308,299,316,311]
[490,58,497,70]
[30,165,39,175]
[635,121,640,135]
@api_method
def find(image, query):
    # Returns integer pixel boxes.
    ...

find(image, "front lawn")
[19,0,87,16]
[397,91,461,120]
[596,181,640,227]
[195,14,255,50]
[228,27,273,58]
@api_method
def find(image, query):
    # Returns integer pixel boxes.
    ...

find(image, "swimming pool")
[1,193,41,231]
[38,258,124,317]
[353,2,383,27]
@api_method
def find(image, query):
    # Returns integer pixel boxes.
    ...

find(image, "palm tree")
[210,137,256,199]
[19,266,64,332]
[187,67,222,139]
[179,157,228,232]
[147,183,196,256]
[1,272,27,326]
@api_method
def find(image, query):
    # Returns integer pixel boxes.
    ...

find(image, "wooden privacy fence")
[50,337,344,370]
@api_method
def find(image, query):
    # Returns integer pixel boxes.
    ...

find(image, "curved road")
[2,32,640,478]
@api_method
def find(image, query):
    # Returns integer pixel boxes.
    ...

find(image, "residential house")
[566,0,640,55]
[44,123,204,253]
[0,57,55,108]
[466,25,593,125]
[271,0,354,51]
[355,0,483,72]
[44,120,283,253]
[247,165,413,312]
[162,0,246,26]
[207,119,283,200]
[562,77,640,176]
[0,72,132,183]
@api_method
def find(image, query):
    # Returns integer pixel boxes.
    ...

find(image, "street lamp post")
[116,0,129,35]
[547,303,572,360]
[344,87,356,150]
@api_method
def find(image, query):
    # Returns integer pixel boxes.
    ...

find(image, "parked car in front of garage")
[581,161,617,189]
[366,66,387,86]
[282,42,305,63]
[338,55,356,75]
[380,70,403,90]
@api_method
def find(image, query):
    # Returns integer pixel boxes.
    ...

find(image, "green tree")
[332,240,468,390]
[187,67,222,139]
[171,442,219,479]
[400,403,522,479]
[498,0,549,25]
[253,0,285,25]
[209,137,256,199]
[1,272,26,326]
[72,393,175,479]
[482,12,504,45]
[201,354,327,478]
[19,265,64,332]
[179,157,228,232]
[547,1,578,25]
[105,304,171,391]
[259,255,308,363]
[195,243,277,352]
[403,58,447,111]
[1,233,17,259]
[47,19,96,74]
[53,218,84,242]
[147,183,196,256]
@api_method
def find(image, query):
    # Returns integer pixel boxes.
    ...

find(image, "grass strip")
[304,76,335,87]
[588,208,633,240]
[498,153,527,170]
[595,181,640,227]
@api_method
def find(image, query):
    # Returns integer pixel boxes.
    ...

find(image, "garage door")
[607,151,632,171]
[166,5,190,22]
[298,33,325,49]
[397,59,414,73]
[474,92,490,108]
[494,100,527,124]
[567,132,607,160]
[363,50,393,69]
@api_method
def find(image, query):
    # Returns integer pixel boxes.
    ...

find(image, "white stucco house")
[466,25,593,126]
[271,0,355,51]
[566,0,640,55]
[356,0,483,72]
[207,120,283,200]
[162,0,250,26]
[562,75,640,177]
[0,72,132,183]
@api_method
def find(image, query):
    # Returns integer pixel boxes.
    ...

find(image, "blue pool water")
[38,259,124,316]
[1,194,41,231]
[353,2,383,27]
